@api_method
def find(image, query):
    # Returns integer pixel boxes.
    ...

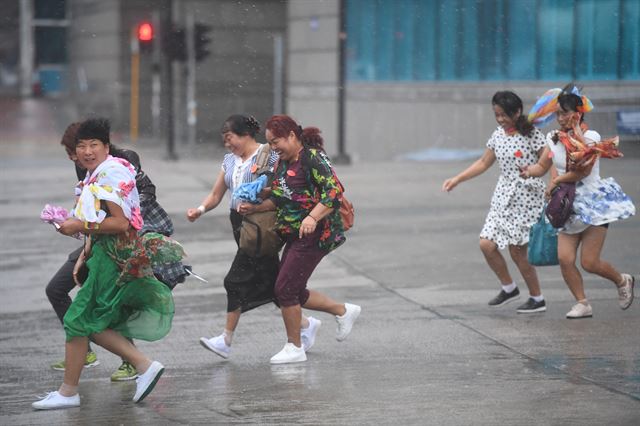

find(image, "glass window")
[346,0,640,81]
[34,0,66,20]
[35,27,67,65]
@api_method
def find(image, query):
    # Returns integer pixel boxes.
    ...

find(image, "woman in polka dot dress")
[442,91,547,313]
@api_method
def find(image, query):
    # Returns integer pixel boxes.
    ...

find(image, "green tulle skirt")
[63,235,175,342]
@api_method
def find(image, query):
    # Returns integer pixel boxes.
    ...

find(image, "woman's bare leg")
[479,238,513,285]
[579,226,623,285]
[302,290,346,316]
[558,233,586,301]
[509,244,541,297]
[92,329,151,374]
[59,336,89,395]
[281,305,302,347]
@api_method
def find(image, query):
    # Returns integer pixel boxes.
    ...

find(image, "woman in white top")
[522,86,636,319]
[186,115,320,359]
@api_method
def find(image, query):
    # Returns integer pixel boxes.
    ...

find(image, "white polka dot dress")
[479,127,546,249]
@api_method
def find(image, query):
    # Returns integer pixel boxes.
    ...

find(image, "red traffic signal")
[137,22,153,42]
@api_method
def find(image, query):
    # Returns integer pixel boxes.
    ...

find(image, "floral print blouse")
[270,148,345,252]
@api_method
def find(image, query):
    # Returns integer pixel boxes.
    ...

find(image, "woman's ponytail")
[515,115,534,138]
[301,127,324,151]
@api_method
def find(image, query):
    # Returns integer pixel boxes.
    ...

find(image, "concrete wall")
[68,0,123,123]
[179,0,286,144]
[346,82,640,161]
[67,0,285,144]
[285,1,640,162]
[0,0,20,96]
[286,0,340,157]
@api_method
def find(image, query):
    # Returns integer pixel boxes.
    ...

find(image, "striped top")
[222,144,278,210]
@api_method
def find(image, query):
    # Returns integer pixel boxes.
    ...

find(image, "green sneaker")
[110,361,138,381]
[50,351,100,371]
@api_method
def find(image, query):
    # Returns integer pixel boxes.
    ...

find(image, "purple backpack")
[545,182,576,228]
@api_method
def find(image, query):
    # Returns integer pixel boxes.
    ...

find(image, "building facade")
[289,0,640,161]
[8,0,639,160]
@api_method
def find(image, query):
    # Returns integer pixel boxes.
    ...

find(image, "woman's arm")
[72,236,91,286]
[521,147,553,178]
[58,201,130,236]
[299,202,334,239]
[236,198,276,215]
[187,170,227,222]
[442,148,496,192]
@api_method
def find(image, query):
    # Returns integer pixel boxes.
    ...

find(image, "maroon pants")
[275,229,327,307]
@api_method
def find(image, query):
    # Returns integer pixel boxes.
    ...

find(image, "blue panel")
[574,0,596,79]
[344,0,638,82]
[478,0,501,80]
[592,0,620,79]
[347,0,376,80]
[392,0,415,80]
[506,0,537,79]
[459,0,480,80]
[438,0,457,80]
[414,0,437,80]
[374,0,394,80]
[39,69,64,93]
[620,0,640,79]
[538,0,574,80]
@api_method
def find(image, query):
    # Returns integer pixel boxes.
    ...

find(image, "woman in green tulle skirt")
[63,232,179,341]
[33,118,184,410]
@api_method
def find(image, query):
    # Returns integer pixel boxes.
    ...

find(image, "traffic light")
[165,26,186,62]
[194,23,212,62]
[137,22,153,53]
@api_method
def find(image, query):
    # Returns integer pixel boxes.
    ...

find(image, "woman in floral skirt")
[522,85,635,318]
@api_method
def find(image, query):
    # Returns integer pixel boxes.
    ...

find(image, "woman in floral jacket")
[33,118,184,410]
[238,115,361,364]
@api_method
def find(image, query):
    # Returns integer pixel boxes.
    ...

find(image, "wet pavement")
[1,98,639,425]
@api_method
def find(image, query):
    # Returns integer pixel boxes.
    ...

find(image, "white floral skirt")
[561,177,635,234]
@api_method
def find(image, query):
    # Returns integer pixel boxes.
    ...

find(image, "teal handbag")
[528,208,559,266]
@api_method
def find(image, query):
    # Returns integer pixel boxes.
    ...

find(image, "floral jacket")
[270,148,345,252]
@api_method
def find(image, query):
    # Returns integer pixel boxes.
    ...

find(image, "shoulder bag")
[238,145,284,258]
[545,182,576,228]
[528,206,559,266]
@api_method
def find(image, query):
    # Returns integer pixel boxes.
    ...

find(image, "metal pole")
[151,10,161,139]
[19,0,34,97]
[129,28,140,143]
[273,33,284,114]
[185,11,197,146]
[163,0,177,160]
[334,0,351,164]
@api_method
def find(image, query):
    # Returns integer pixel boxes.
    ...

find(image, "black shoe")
[516,297,547,313]
[488,287,520,306]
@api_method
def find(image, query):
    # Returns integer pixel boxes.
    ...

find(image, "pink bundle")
[41,204,70,224]
[40,204,82,239]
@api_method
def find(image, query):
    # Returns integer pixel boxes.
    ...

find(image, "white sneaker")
[301,317,321,352]
[566,302,593,319]
[270,343,307,364]
[617,274,635,310]
[199,335,230,359]
[32,391,80,410]
[133,361,164,403]
[336,303,361,341]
